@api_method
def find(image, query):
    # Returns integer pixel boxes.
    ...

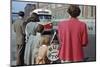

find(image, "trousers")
[16,44,25,66]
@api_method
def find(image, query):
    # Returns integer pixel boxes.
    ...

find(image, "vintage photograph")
[11,0,96,66]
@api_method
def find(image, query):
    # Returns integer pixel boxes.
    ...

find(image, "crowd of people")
[13,5,88,66]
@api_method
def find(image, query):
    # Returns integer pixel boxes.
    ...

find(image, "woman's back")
[58,18,88,62]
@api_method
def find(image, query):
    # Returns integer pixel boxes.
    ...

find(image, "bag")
[47,31,59,61]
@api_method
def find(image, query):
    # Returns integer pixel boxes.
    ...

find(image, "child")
[35,35,50,64]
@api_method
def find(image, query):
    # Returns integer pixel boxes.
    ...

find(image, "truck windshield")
[39,15,52,20]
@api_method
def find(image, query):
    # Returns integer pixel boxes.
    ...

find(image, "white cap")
[30,9,52,16]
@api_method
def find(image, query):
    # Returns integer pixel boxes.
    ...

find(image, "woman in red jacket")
[58,5,88,62]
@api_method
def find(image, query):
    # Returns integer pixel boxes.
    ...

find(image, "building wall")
[37,3,96,20]
[24,3,96,21]
[24,4,36,21]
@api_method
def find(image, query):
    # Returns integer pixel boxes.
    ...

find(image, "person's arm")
[82,23,88,47]
[58,22,63,49]
[22,22,26,36]
[25,24,29,43]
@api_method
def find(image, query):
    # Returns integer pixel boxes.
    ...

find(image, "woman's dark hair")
[27,13,40,22]
[67,5,81,18]
[18,11,24,17]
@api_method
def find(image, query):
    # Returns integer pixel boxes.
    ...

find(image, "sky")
[12,1,36,13]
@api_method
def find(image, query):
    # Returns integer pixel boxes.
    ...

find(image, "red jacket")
[58,18,88,62]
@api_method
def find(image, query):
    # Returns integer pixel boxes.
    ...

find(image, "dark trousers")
[16,44,25,66]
